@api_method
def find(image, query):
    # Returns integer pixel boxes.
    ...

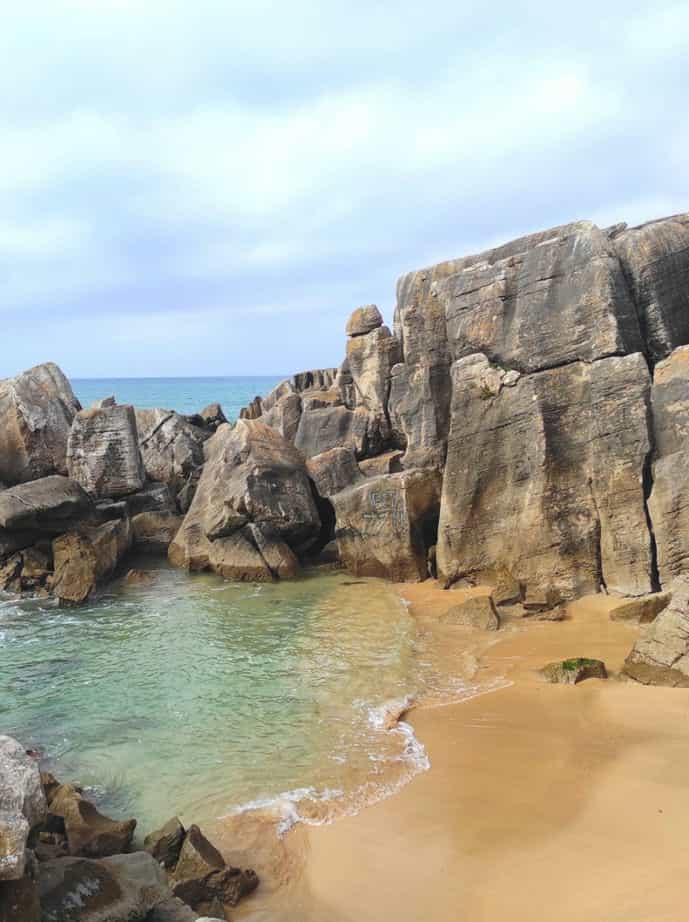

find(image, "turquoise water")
[0,565,456,835]
[72,376,283,419]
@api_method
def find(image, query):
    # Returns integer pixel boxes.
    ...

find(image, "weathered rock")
[148,896,200,921]
[609,591,672,623]
[647,346,689,587]
[523,586,563,613]
[198,403,227,431]
[91,396,116,409]
[0,737,46,881]
[358,450,403,478]
[52,518,132,605]
[49,784,136,858]
[294,405,370,459]
[0,476,91,533]
[171,825,258,911]
[131,512,183,553]
[68,405,145,498]
[437,352,654,599]
[244,523,301,579]
[144,817,185,870]
[345,324,401,452]
[388,361,450,469]
[262,392,303,444]
[37,851,170,922]
[491,568,523,607]
[0,362,81,485]
[136,409,209,497]
[332,469,441,581]
[170,420,320,579]
[306,447,362,497]
[0,546,52,593]
[125,482,177,517]
[440,595,500,630]
[0,871,41,921]
[613,213,689,363]
[541,658,607,684]
[623,576,689,686]
[346,304,383,337]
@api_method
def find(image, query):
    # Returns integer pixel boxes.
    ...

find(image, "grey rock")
[0,362,81,486]
[0,476,90,533]
[358,450,403,478]
[136,409,209,497]
[262,392,303,443]
[345,304,383,337]
[345,324,401,452]
[245,523,301,579]
[148,897,200,921]
[68,405,145,498]
[125,482,177,517]
[0,736,46,881]
[294,405,370,459]
[440,595,500,630]
[609,591,672,623]
[623,575,689,686]
[91,396,116,409]
[306,447,362,497]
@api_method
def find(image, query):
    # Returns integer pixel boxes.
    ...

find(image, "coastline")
[226,583,689,922]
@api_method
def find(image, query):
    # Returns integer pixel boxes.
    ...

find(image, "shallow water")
[1,566,479,835]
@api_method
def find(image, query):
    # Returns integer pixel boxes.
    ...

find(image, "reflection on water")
[1,563,487,835]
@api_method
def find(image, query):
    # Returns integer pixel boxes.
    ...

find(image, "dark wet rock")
[345,304,383,337]
[0,476,91,534]
[609,591,672,624]
[306,447,362,497]
[144,816,185,870]
[623,576,689,686]
[440,595,500,630]
[0,546,52,593]
[171,825,258,912]
[541,658,607,684]
[131,512,183,553]
[52,518,132,605]
[136,409,210,498]
[48,784,136,858]
[0,362,81,486]
[67,404,145,498]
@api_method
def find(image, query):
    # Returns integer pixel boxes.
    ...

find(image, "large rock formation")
[52,517,132,605]
[0,736,47,881]
[0,363,81,486]
[623,576,689,686]
[169,420,321,580]
[67,404,145,498]
[135,408,210,499]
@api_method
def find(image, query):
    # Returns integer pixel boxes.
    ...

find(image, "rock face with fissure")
[135,408,210,499]
[67,404,145,498]
[623,576,689,686]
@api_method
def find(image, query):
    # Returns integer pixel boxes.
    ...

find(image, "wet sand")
[229,583,689,922]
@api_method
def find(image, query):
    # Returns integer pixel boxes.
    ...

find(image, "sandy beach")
[228,583,689,922]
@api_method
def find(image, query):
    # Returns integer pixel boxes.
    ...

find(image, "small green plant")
[561,657,600,671]
[479,383,495,400]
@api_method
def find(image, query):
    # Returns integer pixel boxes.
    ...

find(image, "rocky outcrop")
[171,825,258,913]
[437,352,654,599]
[136,409,210,500]
[52,517,132,605]
[48,784,136,858]
[345,304,383,337]
[67,405,145,498]
[0,476,91,535]
[332,469,441,581]
[623,576,689,686]
[0,736,47,881]
[440,595,500,630]
[131,512,183,553]
[0,363,81,486]
[647,346,689,586]
[306,447,362,497]
[169,420,320,580]
[144,817,186,870]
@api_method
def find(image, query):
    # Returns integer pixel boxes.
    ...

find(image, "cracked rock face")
[0,736,47,881]
[135,408,209,497]
[67,405,145,498]
[437,352,654,599]
[623,576,689,686]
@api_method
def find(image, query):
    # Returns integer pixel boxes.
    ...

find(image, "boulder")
[198,403,227,431]
[345,324,401,452]
[440,595,500,630]
[541,658,607,684]
[332,469,441,581]
[345,304,383,337]
[294,405,370,459]
[131,512,183,553]
[144,816,185,870]
[358,450,403,478]
[437,352,654,599]
[52,518,132,605]
[0,476,90,534]
[49,784,136,858]
[244,523,301,579]
[0,362,81,485]
[306,447,362,497]
[0,736,46,881]
[171,825,258,911]
[262,392,303,443]
[68,404,145,498]
[647,346,689,586]
[37,852,170,921]
[170,420,320,580]
[136,409,209,497]
[0,546,52,594]
[490,568,523,607]
[623,576,689,686]
[125,482,177,517]
[148,896,200,921]
[609,591,672,623]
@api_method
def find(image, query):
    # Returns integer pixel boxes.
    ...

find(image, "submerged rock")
[67,404,145,498]
[541,658,607,684]
[623,576,689,686]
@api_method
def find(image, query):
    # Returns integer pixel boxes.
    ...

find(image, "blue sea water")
[72,376,284,420]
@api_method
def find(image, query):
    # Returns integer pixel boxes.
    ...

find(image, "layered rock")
[623,576,689,686]
[67,404,145,498]
[306,447,362,497]
[136,408,210,500]
[0,362,81,486]
[0,476,91,559]
[437,352,654,599]
[332,468,441,581]
[0,736,47,881]
[344,319,401,455]
[52,517,132,605]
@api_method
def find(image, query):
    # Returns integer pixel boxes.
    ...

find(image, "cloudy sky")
[3,1,688,378]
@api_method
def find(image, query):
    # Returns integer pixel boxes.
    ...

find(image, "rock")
[541,658,607,684]
[647,346,689,586]
[0,476,91,534]
[239,395,263,420]
[67,405,145,498]
[345,325,401,453]
[0,872,41,922]
[125,569,153,585]
[306,447,362,497]
[491,568,523,607]
[91,396,116,409]
[388,361,450,469]
[37,851,170,921]
[144,817,185,869]
[52,518,132,605]
[131,512,183,553]
[523,586,563,613]
[346,304,383,337]
[613,214,689,364]
[358,450,403,478]
[0,737,46,881]
[125,482,177,517]
[294,405,371,460]
[198,403,227,432]
[171,825,258,911]
[148,896,201,921]
[170,420,320,579]
[609,591,672,623]
[0,362,81,485]
[0,546,52,594]
[244,523,301,579]
[136,409,210,497]
[623,576,689,686]
[437,352,654,600]
[49,784,136,858]
[440,595,500,630]
[332,469,442,581]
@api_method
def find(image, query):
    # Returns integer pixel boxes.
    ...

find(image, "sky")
[2,1,689,378]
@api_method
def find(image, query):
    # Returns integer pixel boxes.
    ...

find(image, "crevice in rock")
[305,479,336,557]
[642,391,661,592]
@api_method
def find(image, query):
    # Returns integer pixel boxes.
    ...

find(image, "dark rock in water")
[68,404,145,498]
[441,595,500,630]
[541,658,607,684]
[52,518,132,605]
[49,783,136,858]
[136,409,209,498]
[306,446,362,497]
[0,362,81,486]
[623,576,689,686]
[144,816,186,869]
[37,852,170,921]
[171,825,258,911]
[346,304,383,337]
